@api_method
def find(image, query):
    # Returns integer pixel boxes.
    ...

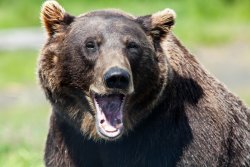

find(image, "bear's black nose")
[104,67,130,90]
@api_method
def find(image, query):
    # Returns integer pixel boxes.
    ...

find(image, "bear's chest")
[80,120,193,167]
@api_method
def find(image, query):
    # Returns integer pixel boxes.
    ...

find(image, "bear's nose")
[104,67,130,90]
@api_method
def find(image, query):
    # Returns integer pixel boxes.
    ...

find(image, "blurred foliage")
[0,0,250,44]
[0,51,43,166]
[0,51,38,88]
[0,104,49,167]
[0,0,250,27]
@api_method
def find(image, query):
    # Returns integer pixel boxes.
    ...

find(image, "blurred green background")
[0,0,250,166]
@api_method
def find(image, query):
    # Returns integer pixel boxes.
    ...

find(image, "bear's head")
[39,0,175,141]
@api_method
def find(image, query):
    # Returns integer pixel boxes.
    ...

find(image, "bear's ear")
[40,0,75,37]
[136,8,176,40]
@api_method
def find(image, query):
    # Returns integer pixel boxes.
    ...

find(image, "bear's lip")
[93,93,125,139]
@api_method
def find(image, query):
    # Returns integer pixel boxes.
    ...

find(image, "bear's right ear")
[41,0,75,37]
[136,9,176,41]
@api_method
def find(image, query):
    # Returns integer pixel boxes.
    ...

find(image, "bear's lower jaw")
[96,124,123,140]
[92,93,125,140]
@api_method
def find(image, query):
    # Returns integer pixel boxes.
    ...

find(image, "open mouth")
[93,93,125,139]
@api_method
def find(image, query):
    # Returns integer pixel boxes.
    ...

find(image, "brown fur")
[39,1,250,166]
[162,34,250,166]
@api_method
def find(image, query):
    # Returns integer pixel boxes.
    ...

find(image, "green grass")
[0,0,250,44]
[0,0,250,28]
[0,50,38,89]
[0,50,47,166]
[0,104,49,167]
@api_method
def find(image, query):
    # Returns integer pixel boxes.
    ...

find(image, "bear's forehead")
[70,10,145,37]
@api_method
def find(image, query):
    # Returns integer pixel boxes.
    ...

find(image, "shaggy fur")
[38,1,250,167]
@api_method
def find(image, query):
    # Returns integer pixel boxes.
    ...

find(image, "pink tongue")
[95,94,123,126]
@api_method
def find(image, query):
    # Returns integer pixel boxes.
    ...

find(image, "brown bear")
[38,1,250,167]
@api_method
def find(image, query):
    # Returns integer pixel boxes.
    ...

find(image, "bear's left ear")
[136,8,176,40]
[40,0,75,37]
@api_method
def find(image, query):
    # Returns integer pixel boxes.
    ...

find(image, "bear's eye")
[85,41,97,51]
[127,42,140,54]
